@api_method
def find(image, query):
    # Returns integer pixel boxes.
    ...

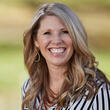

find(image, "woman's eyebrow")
[60,27,67,30]
[40,29,51,32]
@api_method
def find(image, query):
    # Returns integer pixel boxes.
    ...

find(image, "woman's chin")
[46,59,68,67]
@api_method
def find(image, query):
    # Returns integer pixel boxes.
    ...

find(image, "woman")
[22,3,110,110]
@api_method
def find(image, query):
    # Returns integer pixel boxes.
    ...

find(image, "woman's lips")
[48,47,66,56]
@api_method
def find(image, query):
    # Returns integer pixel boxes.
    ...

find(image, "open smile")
[48,47,66,56]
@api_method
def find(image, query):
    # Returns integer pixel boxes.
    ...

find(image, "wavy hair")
[22,3,109,110]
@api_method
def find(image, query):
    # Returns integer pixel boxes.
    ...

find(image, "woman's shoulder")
[92,77,110,110]
[95,76,110,98]
[67,71,110,110]
[93,69,110,109]
[68,81,110,110]
[95,68,110,94]
[22,77,31,99]
[22,78,42,109]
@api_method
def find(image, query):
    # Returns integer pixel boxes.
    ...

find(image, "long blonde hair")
[22,3,105,110]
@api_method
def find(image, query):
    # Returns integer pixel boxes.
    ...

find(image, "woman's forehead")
[38,15,67,30]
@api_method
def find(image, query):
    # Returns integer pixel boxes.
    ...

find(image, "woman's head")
[23,3,97,109]
[24,3,95,71]
[34,15,74,67]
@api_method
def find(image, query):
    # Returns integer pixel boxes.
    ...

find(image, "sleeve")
[22,78,30,110]
[92,83,110,110]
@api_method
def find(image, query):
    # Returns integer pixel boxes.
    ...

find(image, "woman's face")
[35,15,73,67]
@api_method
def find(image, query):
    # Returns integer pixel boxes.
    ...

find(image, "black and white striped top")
[22,78,110,110]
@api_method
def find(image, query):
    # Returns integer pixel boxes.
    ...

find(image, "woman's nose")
[51,33,62,44]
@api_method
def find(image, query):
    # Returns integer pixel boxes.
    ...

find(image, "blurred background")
[0,0,110,110]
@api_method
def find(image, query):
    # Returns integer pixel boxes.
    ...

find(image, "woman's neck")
[47,64,68,94]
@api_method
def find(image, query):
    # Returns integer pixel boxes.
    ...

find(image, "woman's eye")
[62,30,69,34]
[43,32,51,35]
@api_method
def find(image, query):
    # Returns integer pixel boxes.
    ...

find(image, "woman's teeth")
[49,48,65,53]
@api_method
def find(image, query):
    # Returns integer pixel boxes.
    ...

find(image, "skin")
[34,15,73,93]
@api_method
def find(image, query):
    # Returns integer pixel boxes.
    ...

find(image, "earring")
[35,51,40,62]
[34,48,40,62]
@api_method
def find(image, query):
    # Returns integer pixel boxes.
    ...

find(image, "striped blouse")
[22,78,110,110]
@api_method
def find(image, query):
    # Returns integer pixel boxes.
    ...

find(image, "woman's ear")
[34,40,39,48]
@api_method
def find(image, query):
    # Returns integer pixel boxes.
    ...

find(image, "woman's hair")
[22,3,110,110]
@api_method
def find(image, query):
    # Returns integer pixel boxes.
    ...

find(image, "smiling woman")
[22,3,110,110]
[34,15,73,67]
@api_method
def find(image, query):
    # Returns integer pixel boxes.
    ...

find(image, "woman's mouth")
[48,47,66,56]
